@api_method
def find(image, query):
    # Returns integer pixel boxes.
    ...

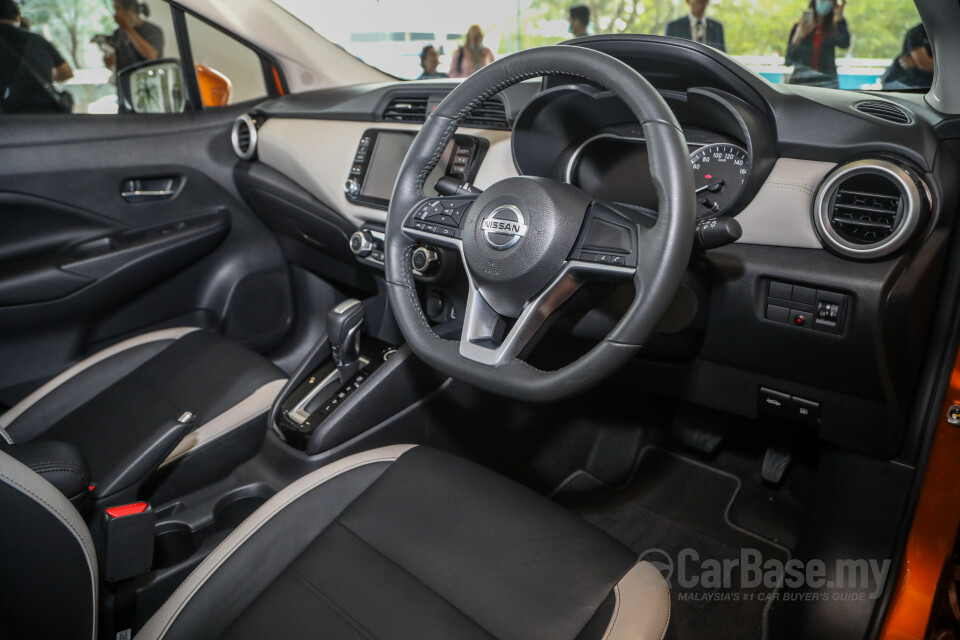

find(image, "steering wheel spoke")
[460,261,591,366]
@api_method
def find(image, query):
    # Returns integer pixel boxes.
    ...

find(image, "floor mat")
[554,446,790,640]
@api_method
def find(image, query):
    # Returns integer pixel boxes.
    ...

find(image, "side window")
[184,13,269,108]
[3,0,174,115]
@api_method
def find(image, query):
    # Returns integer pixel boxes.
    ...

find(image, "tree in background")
[18,0,115,68]
[520,0,923,59]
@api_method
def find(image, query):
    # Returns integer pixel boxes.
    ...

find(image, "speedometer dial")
[689,143,751,219]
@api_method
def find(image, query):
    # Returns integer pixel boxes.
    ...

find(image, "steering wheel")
[385,45,696,402]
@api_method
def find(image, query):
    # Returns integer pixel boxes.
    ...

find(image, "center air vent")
[814,159,928,259]
[382,95,429,123]
[855,100,912,125]
[382,94,508,129]
[231,114,259,161]
[463,98,508,129]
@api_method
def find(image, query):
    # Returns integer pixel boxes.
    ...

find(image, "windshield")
[273,0,932,91]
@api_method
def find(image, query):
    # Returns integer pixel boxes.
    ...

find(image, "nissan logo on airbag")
[481,205,528,250]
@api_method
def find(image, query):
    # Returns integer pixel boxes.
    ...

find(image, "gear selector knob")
[327,299,364,382]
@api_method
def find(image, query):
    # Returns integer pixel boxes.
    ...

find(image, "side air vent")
[855,100,912,125]
[231,114,259,161]
[382,95,429,123]
[463,98,509,129]
[814,159,929,259]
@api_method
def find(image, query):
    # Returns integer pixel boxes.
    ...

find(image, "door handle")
[121,176,182,203]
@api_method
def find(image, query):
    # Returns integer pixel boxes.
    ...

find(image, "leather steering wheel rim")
[385,45,696,402]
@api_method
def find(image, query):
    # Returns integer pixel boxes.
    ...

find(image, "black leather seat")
[0,444,671,640]
[0,327,286,499]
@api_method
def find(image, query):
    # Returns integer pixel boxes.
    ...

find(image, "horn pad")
[460,177,591,317]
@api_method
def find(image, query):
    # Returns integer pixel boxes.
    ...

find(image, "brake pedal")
[762,446,793,485]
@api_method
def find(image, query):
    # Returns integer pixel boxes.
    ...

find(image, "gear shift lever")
[327,299,364,382]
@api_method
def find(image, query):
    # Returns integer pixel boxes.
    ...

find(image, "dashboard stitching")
[763,182,816,193]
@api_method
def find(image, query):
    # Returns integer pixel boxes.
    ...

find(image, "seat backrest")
[0,448,97,640]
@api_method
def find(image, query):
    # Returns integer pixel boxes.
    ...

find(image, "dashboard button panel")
[759,386,821,425]
[764,279,846,334]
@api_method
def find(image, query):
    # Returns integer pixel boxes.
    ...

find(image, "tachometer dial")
[689,143,751,218]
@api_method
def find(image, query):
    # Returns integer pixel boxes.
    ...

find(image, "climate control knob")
[344,178,361,198]
[349,230,373,257]
[411,246,440,276]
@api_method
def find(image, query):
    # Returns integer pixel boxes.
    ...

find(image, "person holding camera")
[786,0,850,88]
[104,0,164,73]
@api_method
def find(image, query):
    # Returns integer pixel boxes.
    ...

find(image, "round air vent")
[814,159,928,259]
[231,114,259,161]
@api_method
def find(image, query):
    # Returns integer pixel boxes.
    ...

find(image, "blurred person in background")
[785,0,850,88]
[0,0,74,113]
[568,5,590,37]
[449,25,494,78]
[665,0,726,52]
[104,0,163,73]
[418,45,448,79]
[881,23,933,89]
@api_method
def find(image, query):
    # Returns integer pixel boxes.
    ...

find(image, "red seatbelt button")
[105,502,149,518]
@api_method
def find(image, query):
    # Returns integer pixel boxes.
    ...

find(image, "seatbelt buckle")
[103,501,155,582]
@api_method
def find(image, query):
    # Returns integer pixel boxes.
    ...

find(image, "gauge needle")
[695,180,725,194]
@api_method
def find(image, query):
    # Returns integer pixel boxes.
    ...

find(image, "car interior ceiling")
[3,0,960,638]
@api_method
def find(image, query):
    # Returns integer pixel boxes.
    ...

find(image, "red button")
[105,502,149,518]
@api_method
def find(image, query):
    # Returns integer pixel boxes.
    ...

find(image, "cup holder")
[213,495,267,531]
[153,522,199,568]
[152,484,275,570]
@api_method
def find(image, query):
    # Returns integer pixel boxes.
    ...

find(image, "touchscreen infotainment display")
[359,132,416,201]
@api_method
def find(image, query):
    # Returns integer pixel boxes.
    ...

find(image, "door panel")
[0,107,291,405]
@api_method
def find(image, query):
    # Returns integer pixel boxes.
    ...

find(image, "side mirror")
[118,58,186,114]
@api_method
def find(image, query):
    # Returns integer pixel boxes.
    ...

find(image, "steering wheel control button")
[481,205,528,251]
[418,200,444,219]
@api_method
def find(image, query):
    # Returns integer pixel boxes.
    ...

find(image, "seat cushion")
[0,328,285,482]
[136,445,670,640]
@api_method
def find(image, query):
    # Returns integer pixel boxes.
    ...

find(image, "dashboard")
[228,35,960,462]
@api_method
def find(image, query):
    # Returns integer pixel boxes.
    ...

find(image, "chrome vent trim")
[814,159,926,259]
[231,114,259,161]
[854,100,912,125]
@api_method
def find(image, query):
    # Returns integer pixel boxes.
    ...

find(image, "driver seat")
[0,444,671,640]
